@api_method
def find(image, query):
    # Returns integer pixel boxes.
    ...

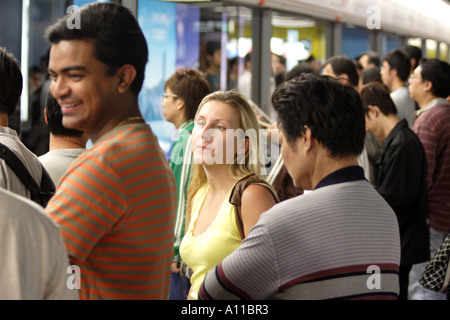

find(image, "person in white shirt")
[0,187,78,300]
[39,92,88,185]
[0,47,48,199]
[380,49,416,127]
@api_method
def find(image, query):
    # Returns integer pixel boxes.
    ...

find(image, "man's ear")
[303,126,313,151]
[391,68,398,78]
[423,80,433,94]
[116,64,137,94]
[44,107,48,124]
[367,105,380,118]
[176,98,185,111]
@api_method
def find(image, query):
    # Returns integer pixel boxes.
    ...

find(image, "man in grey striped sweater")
[199,74,401,300]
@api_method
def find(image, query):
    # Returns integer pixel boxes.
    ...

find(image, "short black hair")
[360,82,397,116]
[360,51,380,68]
[0,47,22,116]
[272,73,365,158]
[323,55,359,87]
[419,58,450,99]
[45,92,84,138]
[285,62,314,81]
[401,45,422,70]
[206,41,221,56]
[383,49,411,82]
[361,67,381,85]
[45,3,148,96]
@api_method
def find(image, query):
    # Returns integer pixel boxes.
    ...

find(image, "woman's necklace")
[115,116,145,129]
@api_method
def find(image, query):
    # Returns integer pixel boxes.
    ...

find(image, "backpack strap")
[0,142,42,199]
[229,174,280,239]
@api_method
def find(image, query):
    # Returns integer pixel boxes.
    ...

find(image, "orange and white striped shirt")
[46,123,177,300]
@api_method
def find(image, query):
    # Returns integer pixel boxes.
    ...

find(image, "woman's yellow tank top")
[180,183,241,300]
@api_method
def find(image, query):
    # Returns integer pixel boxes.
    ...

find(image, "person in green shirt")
[162,68,211,300]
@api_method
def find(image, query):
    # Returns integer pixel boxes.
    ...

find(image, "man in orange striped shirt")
[44,3,177,299]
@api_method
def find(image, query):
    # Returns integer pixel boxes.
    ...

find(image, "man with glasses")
[408,58,450,300]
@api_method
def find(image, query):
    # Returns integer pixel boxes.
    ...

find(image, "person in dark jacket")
[360,81,430,300]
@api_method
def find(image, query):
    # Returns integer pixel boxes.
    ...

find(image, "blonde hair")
[185,90,262,227]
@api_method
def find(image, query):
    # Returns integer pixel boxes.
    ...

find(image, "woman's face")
[192,100,243,166]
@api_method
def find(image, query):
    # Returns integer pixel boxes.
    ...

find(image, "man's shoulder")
[390,87,414,104]
[415,104,450,127]
[262,180,387,218]
[0,187,58,233]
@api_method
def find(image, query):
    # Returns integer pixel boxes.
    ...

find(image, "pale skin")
[186,100,277,299]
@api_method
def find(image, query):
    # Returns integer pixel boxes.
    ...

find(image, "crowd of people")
[0,2,449,301]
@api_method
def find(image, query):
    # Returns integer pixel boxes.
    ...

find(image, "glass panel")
[385,32,401,56]
[271,11,325,82]
[439,42,448,61]
[426,39,437,58]
[137,1,252,153]
[342,24,369,59]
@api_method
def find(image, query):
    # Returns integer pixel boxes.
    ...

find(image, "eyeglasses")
[408,74,421,82]
[162,93,179,100]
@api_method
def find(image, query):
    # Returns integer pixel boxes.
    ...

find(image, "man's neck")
[49,134,88,151]
[310,149,359,190]
[0,114,8,127]
[381,115,401,139]
[418,94,438,109]
[390,78,406,92]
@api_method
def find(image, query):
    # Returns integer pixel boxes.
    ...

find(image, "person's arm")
[198,220,280,300]
[413,120,437,190]
[375,141,424,212]
[240,184,277,237]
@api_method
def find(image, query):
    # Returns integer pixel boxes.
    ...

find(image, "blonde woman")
[179,90,278,300]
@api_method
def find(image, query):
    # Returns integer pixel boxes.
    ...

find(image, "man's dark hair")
[323,55,359,87]
[360,82,397,116]
[45,3,148,96]
[361,51,380,68]
[418,58,450,99]
[383,49,411,82]
[285,62,313,81]
[0,47,23,116]
[401,45,422,70]
[164,68,212,120]
[272,73,365,158]
[206,40,220,57]
[45,92,84,138]
[361,67,382,85]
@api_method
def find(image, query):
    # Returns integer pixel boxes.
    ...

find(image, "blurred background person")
[360,82,429,300]
[162,68,212,300]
